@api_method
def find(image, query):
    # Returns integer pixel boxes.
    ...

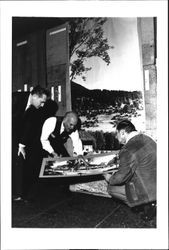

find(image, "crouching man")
[104,120,156,221]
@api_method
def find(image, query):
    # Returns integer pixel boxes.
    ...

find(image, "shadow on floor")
[12,180,156,228]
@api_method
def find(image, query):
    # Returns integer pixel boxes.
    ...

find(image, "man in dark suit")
[12,85,49,202]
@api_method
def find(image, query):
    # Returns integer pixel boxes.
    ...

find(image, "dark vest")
[48,117,70,157]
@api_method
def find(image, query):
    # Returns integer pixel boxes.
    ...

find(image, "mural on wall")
[70,18,145,153]
[12,17,154,150]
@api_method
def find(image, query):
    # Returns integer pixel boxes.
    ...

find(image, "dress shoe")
[132,202,156,222]
[141,202,156,222]
[13,196,24,202]
[12,195,35,204]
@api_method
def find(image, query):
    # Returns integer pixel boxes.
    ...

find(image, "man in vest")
[40,99,83,158]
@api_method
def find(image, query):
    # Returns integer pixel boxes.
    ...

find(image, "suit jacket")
[12,92,44,148]
[12,91,30,142]
[48,117,70,157]
[19,105,42,147]
[108,134,156,207]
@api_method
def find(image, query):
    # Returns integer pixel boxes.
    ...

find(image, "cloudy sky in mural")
[75,18,143,91]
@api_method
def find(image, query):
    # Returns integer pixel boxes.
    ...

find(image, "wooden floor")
[12,180,156,228]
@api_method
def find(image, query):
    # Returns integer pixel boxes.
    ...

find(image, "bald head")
[63,111,78,133]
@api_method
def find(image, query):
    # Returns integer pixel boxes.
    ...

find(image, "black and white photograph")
[0,1,168,250]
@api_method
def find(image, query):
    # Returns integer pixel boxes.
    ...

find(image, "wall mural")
[70,18,145,153]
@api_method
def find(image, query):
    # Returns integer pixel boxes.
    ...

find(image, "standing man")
[12,85,49,202]
[104,120,156,220]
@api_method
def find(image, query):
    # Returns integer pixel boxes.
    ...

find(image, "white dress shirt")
[40,117,83,155]
[25,94,31,110]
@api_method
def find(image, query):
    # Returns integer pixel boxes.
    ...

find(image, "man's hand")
[51,151,59,158]
[18,145,26,159]
[103,173,112,183]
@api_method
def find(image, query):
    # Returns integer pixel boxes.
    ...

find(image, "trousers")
[107,184,129,205]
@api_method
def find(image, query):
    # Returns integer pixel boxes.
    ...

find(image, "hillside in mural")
[71,81,142,112]
[71,81,145,151]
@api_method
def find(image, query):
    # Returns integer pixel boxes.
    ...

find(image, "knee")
[107,184,128,204]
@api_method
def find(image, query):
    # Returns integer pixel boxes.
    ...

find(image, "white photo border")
[0,1,168,249]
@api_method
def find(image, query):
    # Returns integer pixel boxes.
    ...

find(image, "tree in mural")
[68,18,114,81]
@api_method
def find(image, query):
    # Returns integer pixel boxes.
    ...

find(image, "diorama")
[39,151,119,178]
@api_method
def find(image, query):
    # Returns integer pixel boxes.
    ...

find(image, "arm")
[108,148,135,186]
[70,130,83,156]
[18,107,36,158]
[40,117,57,155]
[19,108,35,146]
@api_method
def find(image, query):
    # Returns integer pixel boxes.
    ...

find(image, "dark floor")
[12,178,156,228]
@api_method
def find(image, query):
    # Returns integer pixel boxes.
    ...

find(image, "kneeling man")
[104,120,156,220]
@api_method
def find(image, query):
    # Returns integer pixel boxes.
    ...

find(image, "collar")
[60,122,64,133]
[25,94,32,110]
[126,131,139,143]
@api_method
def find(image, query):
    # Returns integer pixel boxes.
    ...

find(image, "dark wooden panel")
[36,30,47,88]
[46,25,67,66]
[12,30,46,92]
[46,23,71,116]
[47,64,67,115]
[12,37,31,91]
